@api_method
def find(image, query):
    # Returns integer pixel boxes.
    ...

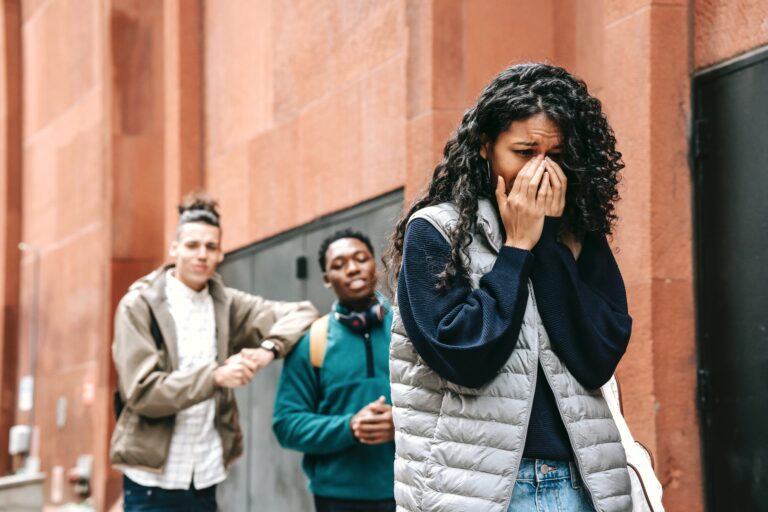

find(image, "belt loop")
[569,461,582,489]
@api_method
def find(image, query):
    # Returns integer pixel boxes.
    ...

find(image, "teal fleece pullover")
[272,299,395,500]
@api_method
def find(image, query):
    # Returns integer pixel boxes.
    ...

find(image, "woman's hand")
[496,155,550,250]
[544,157,567,217]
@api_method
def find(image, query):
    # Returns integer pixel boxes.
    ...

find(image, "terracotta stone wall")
[0,0,22,478]
[603,4,699,511]
[203,0,407,253]
[16,0,112,508]
[1,0,766,510]
[695,0,768,69]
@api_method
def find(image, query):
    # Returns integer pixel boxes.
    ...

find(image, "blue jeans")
[123,476,217,512]
[507,458,596,512]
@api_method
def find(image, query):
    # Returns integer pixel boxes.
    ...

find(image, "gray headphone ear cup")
[335,301,385,334]
[371,303,386,322]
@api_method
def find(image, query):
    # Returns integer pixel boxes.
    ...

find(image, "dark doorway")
[215,191,403,512]
[693,48,768,511]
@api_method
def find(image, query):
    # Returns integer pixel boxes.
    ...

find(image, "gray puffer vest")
[390,199,631,512]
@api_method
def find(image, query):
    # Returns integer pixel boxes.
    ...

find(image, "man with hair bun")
[110,192,318,511]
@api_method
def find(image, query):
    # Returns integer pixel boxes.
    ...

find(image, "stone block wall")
[0,0,765,509]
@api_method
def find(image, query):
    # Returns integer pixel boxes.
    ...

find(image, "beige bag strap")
[309,315,330,368]
[601,375,665,512]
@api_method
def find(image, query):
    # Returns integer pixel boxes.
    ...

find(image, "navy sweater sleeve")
[397,219,534,388]
[531,217,632,390]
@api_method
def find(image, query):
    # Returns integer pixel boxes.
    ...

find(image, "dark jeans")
[314,494,396,512]
[123,476,217,512]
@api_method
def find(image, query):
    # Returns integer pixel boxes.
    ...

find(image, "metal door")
[693,48,768,511]
[216,191,403,511]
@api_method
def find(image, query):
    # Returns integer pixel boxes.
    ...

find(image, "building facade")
[0,0,766,510]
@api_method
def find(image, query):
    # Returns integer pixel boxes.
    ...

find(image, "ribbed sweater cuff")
[540,216,562,243]
[493,246,535,279]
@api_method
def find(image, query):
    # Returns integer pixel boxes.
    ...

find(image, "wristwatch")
[259,340,280,359]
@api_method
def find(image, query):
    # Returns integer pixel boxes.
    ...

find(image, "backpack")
[113,309,164,419]
[309,315,330,368]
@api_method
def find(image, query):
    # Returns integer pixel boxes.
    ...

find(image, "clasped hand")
[213,347,274,388]
[496,155,567,251]
[350,396,395,445]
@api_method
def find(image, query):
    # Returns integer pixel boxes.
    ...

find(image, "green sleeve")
[272,333,356,455]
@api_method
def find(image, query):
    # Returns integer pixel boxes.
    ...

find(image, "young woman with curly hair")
[386,63,633,512]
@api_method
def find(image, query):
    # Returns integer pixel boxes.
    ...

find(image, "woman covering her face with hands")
[386,63,633,512]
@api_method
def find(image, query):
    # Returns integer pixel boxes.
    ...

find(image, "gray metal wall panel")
[217,191,403,511]
[694,48,768,511]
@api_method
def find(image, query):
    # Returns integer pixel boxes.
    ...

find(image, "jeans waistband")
[516,458,582,486]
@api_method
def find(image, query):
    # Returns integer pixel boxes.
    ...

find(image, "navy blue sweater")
[397,216,632,460]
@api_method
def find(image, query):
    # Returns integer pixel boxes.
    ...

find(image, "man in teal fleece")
[273,229,395,512]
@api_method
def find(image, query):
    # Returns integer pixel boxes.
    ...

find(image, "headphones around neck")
[333,301,386,334]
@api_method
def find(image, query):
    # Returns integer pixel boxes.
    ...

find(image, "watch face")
[261,340,275,350]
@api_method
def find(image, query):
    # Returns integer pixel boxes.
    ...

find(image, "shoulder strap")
[148,308,163,349]
[114,307,164,420]
[309,315,330,368]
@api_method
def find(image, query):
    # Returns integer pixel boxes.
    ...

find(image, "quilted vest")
[390,199,632,512]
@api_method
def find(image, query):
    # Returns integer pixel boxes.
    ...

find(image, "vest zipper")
[501,352,538,512]
[529,285,602,512]
[363,332,374,378]
[538,362,601,511]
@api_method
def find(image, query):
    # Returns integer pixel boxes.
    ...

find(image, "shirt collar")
[165,269,210,303]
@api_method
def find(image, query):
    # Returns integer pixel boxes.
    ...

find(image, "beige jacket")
[109,265,318,472]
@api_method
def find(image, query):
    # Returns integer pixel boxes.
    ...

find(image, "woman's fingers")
[545,157,566,216]
[538,171,552,208]
[495,176,507,205]
[547,157,567,185]
[526,157,548,202]
[511,155,542,198]
[541,163,556,208]
[514,161,533,198]
[546,158,562,191]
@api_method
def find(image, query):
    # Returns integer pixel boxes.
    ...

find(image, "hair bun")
[178,191,220,219]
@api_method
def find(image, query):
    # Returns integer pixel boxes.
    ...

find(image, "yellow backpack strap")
[309,315,330,368]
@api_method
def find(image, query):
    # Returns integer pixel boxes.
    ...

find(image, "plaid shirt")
[124,270,226,490]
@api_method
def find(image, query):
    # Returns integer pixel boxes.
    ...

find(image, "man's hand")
[239,347,275,370]
[213,355,257,388]
[350,396,395,445]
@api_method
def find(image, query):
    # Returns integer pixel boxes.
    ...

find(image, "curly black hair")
[385,62,624,290]
[318,229,375,271]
